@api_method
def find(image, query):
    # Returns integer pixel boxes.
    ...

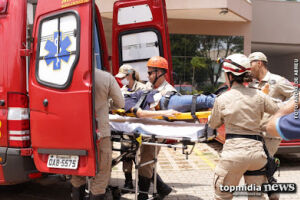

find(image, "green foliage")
[198,83,224,94]
[170,34,200,84]
[170,34,199,56]
[170,34,243,93]
[191,56,206,69]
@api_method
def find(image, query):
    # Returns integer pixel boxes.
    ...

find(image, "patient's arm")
[134,108,180,118]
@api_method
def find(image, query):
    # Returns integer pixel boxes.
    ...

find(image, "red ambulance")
[0,0,172,185]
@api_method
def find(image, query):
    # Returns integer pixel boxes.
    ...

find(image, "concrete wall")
[98,0,252,21]
[252,0,300,81]
[99,0,252,56]
[102,18,112,56]
[268,53,300,82]
[252,0,300,44]
[100,0,299,82]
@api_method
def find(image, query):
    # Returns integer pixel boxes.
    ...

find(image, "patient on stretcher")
[124,90,216,118]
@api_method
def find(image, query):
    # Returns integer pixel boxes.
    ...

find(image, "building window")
[170,34,244,93]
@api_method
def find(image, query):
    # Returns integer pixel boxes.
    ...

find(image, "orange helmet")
[147,56,168,69]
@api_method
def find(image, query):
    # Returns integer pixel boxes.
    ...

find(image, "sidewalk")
[110,142,218,200]
[110,142,300,200]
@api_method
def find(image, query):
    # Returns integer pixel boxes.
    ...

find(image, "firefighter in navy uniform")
[248,52,294,157]
[136,56,176,200]
[209,54,279,200]
[115,64,147,191]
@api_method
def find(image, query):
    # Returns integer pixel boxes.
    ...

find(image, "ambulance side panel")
[0,0,38,185]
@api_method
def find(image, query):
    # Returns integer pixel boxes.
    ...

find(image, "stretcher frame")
[109,109,215,199]
[111,130,196,200]
[81,109,215,199]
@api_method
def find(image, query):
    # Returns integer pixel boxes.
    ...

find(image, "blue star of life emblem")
[44,32,71,70]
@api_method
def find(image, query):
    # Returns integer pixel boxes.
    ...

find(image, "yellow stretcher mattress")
[112,109,211,120]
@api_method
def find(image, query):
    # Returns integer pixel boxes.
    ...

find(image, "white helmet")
[221,54,251,76]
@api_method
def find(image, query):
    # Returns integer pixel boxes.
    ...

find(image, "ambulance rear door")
[112,0,173,84]
[29,0,98,176]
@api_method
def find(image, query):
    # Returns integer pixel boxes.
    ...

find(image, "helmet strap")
[152,70,166,87]
[226,72,234,88]
[229,80,235,88]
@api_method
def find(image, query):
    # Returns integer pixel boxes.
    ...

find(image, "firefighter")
[115,64,147,190]
[248,52,294,156]
[115,64,147,95]
[209,54,279,200]
[136,56,176,200]
[70,69,124,200]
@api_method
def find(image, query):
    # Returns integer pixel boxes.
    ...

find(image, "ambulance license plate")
[47,155,79,169]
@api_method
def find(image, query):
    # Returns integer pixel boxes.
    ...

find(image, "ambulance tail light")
[7,93,30,148]
[0,0,8,14]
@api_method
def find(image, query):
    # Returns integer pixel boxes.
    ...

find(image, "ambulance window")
[36,12,80,89]
[94,22,102,70]
[117,4,152,26]
[120,29,162,81]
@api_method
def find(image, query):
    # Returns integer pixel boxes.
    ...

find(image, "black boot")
[138,175,151,200]
[71,184,86,200]
[89,192,106,200]
[124,172,134,190]
[153,174,172,200]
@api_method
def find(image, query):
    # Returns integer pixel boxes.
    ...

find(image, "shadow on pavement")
[0,175,71,200]
[0,176,211,200]
[275,153,300,171]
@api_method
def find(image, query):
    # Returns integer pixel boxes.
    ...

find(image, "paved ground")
[1,141,300,200]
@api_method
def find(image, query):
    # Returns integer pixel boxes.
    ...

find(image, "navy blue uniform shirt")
[276,110,300,140]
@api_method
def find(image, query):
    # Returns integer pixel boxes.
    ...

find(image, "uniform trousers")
[214,138,268,200]
[263,133,281,156]
[138,144,161,178]
[70,137,112,195]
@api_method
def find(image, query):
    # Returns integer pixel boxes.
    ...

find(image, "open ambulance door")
[29,0,98,176]
[112,0,173,84]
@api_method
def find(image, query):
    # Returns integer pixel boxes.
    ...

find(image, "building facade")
[99,0,299,81]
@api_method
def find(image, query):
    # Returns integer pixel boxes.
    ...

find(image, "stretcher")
[110,114,212,141]
[109,112,215,200]
[112,109,211,121]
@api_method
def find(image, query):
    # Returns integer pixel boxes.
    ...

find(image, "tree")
[170,34,200,84]
[170,34,243,91]
[190,56,207,87]
[196,35,243,87]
